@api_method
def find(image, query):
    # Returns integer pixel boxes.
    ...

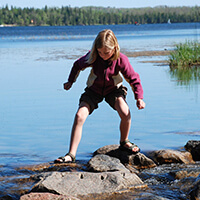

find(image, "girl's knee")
[115,98,131,120]
[75,108,89,125]
[121,110,131,121]
[75,112,85,125]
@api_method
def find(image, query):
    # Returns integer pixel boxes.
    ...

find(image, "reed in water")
[169,40,200,68]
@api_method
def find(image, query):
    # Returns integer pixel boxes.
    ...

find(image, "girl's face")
[97,47,114,61]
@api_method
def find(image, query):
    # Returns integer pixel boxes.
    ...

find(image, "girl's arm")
[136,99,145,110]
[63,82,72,90]
[119,54,144,100]
[68,52,90,84]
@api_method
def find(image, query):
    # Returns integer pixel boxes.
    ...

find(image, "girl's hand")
[63,82,72,90]
[136,99,145,110]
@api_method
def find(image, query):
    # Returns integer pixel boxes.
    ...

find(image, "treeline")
[0,5,200,26]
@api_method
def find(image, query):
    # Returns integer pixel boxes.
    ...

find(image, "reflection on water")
[169,65,200,85]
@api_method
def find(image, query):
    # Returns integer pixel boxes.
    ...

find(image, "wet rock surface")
[184,140,200,161]
[149,149,194,165]
[0,140,200,200]
[139,162,200,199]
[20,192,80,200]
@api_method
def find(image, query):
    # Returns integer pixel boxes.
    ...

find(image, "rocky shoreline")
[2,140,196,200]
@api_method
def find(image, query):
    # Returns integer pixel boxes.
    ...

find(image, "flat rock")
[87,154,129,172]
[184,140,200,161]
[94,144,156,169]
[149,149,194,165]
[20,192,80,200]
[31,171,144,197]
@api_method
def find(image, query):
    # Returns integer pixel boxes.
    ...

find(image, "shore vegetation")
[169,41,200,68]
[0,5,200,26]
[169,41,200,84]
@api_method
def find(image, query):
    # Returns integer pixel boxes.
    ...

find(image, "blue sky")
[1,0,199,8]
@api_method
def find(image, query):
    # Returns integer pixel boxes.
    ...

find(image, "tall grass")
[169,41,200,68]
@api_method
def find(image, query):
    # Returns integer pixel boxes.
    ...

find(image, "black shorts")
[79,86,127,114]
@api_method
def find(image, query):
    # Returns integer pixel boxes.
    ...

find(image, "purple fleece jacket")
[68,52,144,100]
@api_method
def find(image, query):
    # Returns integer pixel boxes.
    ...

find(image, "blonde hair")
[87,29,120,64]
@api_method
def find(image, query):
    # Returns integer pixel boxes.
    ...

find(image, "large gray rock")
[94,144,156,169]
[88,154,129,172]
[184,140,200,161]
[150,149,194,165]
[31,171,144,197]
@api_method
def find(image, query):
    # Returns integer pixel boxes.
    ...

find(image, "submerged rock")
[136,192,170,200]
[171,169,200,180]
[188,174,200,200]
[140,161,200,199]
[20,192,80,200]
[30,171,145,197]
[174,172,200,200]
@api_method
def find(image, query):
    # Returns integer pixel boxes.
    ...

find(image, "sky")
[1,0,199,9]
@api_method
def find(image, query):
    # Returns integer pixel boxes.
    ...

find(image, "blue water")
[0,23,200,166]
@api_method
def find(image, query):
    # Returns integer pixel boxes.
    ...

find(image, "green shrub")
[169,41,200,68]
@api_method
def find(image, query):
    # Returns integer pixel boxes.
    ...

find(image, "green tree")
[0,5,200,26]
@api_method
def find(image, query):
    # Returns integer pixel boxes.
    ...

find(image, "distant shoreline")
[0,6,199,26]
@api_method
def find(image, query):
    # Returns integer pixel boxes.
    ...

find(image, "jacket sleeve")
[119,54,144,100]
[68,52,90,83]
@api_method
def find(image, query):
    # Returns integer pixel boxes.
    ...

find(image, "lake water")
[0,23,200,167]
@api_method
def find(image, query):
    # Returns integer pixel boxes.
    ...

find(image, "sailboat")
[168,19,171,24]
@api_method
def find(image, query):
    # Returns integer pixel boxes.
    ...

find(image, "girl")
[55,29,145,163]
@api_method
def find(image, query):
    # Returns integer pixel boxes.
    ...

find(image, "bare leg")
[115,97,139,152]
[69,102,90,156]
[56,101,90,162]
